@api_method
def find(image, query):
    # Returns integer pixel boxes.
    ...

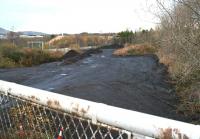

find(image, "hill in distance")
[0,27,9,35]
[19,31,47,36]
[0,27,48,36]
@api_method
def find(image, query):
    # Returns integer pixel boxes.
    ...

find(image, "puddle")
[83,59,93,64]
[90,64,98,68]
[60,74,68,76]
[47,88,55,91]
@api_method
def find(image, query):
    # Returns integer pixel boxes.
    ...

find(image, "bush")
[0,43,64,68]
[154,0,200,120]
[0,55,16,68]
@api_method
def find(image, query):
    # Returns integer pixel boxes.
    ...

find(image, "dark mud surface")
[0,49,188,122]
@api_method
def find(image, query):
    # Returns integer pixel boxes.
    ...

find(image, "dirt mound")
[62,50,80,59]
[61,49,102,65]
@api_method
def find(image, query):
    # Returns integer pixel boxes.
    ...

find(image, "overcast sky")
[0,0,158,34]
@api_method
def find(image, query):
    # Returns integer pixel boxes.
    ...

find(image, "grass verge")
[113,43,157,56]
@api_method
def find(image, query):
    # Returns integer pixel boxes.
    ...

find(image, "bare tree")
[155,0,200,83]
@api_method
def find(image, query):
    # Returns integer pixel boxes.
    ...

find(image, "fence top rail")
[0,80,200,139]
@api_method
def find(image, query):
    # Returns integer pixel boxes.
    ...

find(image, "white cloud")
[1,0,158,33]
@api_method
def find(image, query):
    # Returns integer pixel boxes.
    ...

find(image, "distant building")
[0,34,7,39]
[19,35,44,38]
[27,41,44,49]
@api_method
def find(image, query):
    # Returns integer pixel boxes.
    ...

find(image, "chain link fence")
[0,93,130,139]
[0,80,200,139]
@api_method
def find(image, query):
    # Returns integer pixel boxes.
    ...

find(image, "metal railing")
[0,80,200,139]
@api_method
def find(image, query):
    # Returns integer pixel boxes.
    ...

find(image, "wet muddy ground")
[0,49,187,122]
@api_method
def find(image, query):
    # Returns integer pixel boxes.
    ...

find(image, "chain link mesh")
[0,93,131,139]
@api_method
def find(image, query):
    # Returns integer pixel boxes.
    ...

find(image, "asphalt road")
[0,49,187,122]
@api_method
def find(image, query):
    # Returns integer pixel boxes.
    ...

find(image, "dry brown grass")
[69,43,81,51]
[0,44,64,68]
[157,47,200,122]
[158,54,174,67]
[113,43,156,56]
[156,49,176,74]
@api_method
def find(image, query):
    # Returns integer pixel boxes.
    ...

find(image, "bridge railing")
[0,80,200,139]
